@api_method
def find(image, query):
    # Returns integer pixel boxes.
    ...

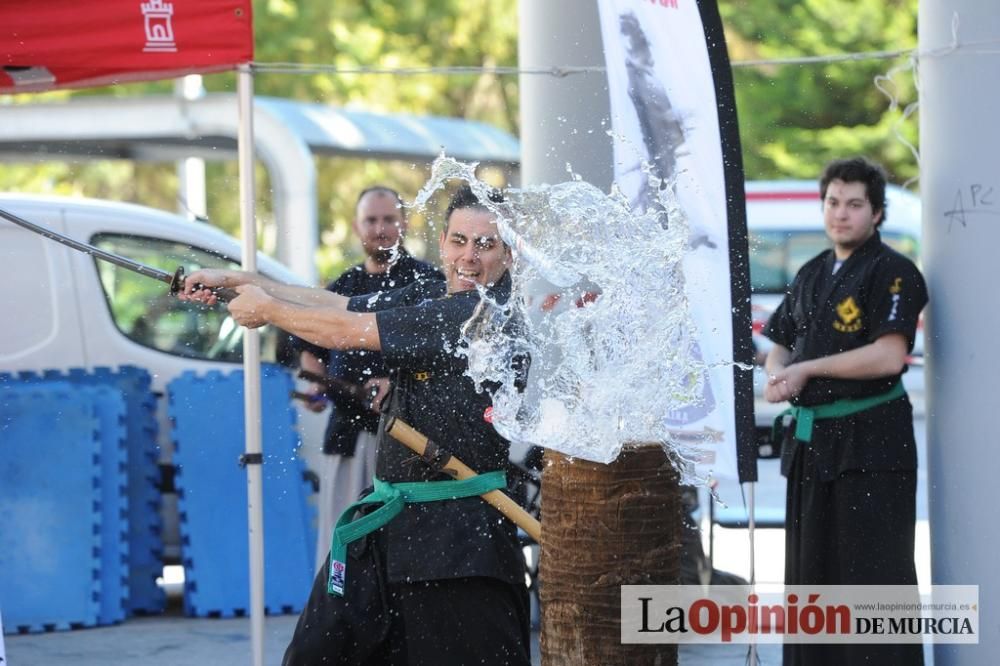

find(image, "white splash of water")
[416,156,710,478]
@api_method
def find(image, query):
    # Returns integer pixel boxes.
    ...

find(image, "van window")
[91,234,285,364]
[749,230,919,294]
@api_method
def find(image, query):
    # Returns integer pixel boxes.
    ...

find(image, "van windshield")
[749,230,919,294]
[91,234,290,364]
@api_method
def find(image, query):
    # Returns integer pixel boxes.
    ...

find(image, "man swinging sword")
[180,185,531,666]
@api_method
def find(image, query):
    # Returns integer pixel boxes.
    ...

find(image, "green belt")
[772,381,906,444]
[327,470,507,596]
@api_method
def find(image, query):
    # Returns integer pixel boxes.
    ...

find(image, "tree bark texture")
[540,445,681,666]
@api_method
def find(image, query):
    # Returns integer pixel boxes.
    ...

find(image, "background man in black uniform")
[181,185,530,666]
[763,157,928,666]
[297,185,441,571]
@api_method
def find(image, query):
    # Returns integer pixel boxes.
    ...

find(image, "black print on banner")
[620,10,686,221]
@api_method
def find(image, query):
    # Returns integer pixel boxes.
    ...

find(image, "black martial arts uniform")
[763,231,928,666]
[283,274,530,666]
[296,251,442,456]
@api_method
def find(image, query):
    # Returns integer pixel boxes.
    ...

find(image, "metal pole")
[518,0,614,454]
[920,2,1000,665]
[175,74,208,221]
[237,63,266,666]
[747,481,757,664]
[518,0,613,188]
[0,607,6,664]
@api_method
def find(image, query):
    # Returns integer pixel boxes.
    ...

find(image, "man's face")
[354,191,406,263]
[823,179,881,256]
[439,207,511,293]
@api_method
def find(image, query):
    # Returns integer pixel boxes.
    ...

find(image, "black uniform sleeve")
[374,294,478,370]
[867,254,928,350]
[762,292,797,349]
[346,278,444,314]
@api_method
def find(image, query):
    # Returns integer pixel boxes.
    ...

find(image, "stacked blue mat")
[168,365,316,617]
[0,367,164,618]
[0,381,127,633]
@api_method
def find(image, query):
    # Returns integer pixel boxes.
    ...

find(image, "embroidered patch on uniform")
[328,559,346,596]
[833,295,863,332]
[888,277,903,321]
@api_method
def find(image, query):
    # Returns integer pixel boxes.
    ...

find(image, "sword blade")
[0,204,179,289]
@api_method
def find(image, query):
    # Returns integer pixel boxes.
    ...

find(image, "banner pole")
[748,481,757,664]
[237,62,266,666]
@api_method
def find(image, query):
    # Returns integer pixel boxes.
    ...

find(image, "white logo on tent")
[142,0,177,53]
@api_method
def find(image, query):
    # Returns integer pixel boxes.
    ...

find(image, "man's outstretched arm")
[182,268,349,309]
[225,284,381,352]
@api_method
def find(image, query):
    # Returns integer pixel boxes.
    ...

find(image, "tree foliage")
[0,0,921,279]
[721,0,919,184]
[244,0,519,278]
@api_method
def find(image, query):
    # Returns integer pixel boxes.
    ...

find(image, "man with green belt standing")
[763,157,928,666]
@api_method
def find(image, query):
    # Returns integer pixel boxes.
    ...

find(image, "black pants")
[283,536,531,666]
[783,450,923,666]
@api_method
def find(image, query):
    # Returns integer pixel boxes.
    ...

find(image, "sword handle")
[385,417,542,542]
[169,266,239,303]
[203,286,240,303]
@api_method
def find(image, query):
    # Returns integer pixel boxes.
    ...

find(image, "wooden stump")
[540,446,680,666]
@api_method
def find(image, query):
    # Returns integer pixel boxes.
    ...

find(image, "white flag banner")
[597,0,755,482]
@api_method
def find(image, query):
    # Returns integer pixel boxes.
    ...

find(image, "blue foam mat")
[0,384,102,633]
[88,385,130,625]
[2,367,165,615]
[169,366,315,617]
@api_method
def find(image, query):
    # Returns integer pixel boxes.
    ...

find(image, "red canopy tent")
[2,4,270,664]
[0,0,252,92]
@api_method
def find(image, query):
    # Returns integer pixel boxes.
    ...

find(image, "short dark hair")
[444,184,504,231]
[356,185,405,218]
[819,157,889,225]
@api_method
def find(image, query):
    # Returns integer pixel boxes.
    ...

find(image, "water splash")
[417,156,711,480]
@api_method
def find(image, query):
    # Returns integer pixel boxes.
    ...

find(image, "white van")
[0,194,326,558]
[745,180,925,450]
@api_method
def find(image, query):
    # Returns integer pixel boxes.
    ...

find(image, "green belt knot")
[327,470,507,596]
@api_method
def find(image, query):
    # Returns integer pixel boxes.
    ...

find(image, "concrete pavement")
[3,605,783,665]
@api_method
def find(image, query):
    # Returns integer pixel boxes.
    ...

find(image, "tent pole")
[237,63,266,666]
